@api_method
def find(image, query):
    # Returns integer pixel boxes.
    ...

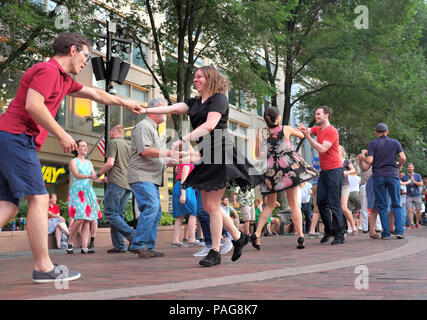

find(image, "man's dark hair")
[317,105,333,120]
[53,32,91,56]
[406,162,414,167]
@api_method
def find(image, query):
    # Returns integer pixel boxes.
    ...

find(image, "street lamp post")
[91,20,132,159]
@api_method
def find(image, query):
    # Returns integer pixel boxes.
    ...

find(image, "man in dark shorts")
[0,32,143,283]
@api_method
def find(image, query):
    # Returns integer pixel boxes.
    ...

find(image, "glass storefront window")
[55,97,67,126]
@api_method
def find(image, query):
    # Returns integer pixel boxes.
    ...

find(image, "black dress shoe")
[231,232,249,261]
[320,235,331,244]
[250,234,261,250]
[330,237,345,245]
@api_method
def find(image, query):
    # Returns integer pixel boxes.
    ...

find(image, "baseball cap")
[375,123,388,132]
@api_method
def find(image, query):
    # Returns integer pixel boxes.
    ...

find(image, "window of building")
[229,121,248,158]
[132,42,148,69]
[228,88,247,111]
[123,87,148,137]
[257,95,271,117]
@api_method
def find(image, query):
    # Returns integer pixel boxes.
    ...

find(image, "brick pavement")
[0,227,427,300]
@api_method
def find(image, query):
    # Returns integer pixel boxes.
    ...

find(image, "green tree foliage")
[0,0,100,106]
[295,0,427,174]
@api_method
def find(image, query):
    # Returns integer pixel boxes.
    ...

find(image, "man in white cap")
[358,123,406,239]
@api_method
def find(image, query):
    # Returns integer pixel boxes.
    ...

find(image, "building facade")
[1,0,317,212]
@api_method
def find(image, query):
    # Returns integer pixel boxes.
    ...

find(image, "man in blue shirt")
[359,123,406,239]
[401,163,423,228]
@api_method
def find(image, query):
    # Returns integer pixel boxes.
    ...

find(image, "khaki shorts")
[240,205,255,221]
[406,196,422,210]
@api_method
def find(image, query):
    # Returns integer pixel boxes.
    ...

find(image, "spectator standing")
[399,172,411,228]
[97,125,135,253]
[339,146,358,234]
[308,156,322,238]
[299,106,346,245]
[359,123,406,239]
[171,163,199,247]
[348,170,362,229]
[401,163,423,228]
[67,140,103,254]
[299,182,313,234]
[232,186,256,235]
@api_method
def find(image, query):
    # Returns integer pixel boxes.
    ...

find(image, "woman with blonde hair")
[140,66,261,267]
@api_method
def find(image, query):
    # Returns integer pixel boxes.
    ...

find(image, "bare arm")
[357,151,371,172]
[397,152,406,171]
[344,162,357,178]
[144,102,189,115]
[25,89,76,153]
[98,157,115,176]
[285,126,304,139]
[140,148,172,158]
[298,124,333,154]
[69,159,94,180]
[182,111,222,142]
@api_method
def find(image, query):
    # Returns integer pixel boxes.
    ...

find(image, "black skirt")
[182,130,262,192]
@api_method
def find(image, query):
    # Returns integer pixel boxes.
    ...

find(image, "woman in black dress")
[141,66,261,267]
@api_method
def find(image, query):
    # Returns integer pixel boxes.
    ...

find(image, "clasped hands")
[166,140,201,166]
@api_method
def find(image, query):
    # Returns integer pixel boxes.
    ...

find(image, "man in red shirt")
[299,106,345,245]
[0,32,143,284]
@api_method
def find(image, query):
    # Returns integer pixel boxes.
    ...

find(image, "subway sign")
[42,166,66,184]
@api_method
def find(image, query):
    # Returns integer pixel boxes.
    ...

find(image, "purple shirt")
[402,173,422,197]
[367,136,403,179]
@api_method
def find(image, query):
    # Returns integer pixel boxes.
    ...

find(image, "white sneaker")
[193,245,212,257]
[220,235,233,255]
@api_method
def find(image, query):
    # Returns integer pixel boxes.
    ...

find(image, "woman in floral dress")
[67,140,102,254]
[252,107,319,250]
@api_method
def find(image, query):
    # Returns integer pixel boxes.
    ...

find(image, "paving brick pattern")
[1,227,427,300]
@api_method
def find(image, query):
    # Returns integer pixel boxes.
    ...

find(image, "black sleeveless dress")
[181,93,262,192]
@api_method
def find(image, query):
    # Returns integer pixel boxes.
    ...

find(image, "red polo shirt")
[311,125,342,170]
[0,59,83,150]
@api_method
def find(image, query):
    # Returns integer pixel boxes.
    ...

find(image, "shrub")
[159,212,174,226]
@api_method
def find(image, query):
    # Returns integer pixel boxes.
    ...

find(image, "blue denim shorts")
[0,131,47,206]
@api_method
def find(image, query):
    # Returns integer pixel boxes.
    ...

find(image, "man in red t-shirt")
[299,106,345,245]
[0,32,144,284]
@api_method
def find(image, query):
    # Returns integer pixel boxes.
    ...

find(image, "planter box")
[0,226,185,253]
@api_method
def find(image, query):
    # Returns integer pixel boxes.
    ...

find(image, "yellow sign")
[42,166,66,184]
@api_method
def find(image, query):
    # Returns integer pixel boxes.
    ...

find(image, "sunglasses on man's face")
[76,45,91,63]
